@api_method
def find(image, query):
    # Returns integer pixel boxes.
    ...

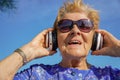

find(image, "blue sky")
[0,0,120,71]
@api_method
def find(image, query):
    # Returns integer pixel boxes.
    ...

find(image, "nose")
[70,25,81,36]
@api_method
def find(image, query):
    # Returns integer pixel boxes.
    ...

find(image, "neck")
[59,58,91,70]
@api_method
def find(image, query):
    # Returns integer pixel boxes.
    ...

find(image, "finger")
[34,28,54,41]
[91,47,109,56]
[95,29,116,39]
[95,29,119,46]
[31,28,54,47]
[48,50,57,56]
[36,48,56,58]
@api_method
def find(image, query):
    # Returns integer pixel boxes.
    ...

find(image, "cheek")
[57,33,67,48]
[58,37,64,46]
[88,39,93,50]
[88,36,93,45]
[82,33,94,49]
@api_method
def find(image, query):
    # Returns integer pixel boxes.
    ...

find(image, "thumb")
[91,47,109,56]
[49,50,57,56]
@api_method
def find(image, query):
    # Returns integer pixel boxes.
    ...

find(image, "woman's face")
[57,12,94,59]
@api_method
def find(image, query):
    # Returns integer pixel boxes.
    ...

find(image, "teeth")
[69,40,80,44]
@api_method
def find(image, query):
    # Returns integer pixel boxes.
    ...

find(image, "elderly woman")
[0,0,120,80]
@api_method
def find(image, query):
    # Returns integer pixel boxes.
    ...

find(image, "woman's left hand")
[92,30,120,57]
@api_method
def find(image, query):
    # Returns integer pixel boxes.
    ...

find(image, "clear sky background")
[0,0,120,71]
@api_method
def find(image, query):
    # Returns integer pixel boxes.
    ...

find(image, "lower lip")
[68,44,81,48]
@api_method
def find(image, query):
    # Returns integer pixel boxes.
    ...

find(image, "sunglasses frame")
[57,19,94,33]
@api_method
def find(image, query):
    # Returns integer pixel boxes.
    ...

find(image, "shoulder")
[14,64,59,80]
[91,65,120,73]
[90,65,120,79]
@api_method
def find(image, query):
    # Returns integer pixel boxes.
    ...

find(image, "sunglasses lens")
[77,20,93,33]
[58,19,93,33]
[58,20,72,33]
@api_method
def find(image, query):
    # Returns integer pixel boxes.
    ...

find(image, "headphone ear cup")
[91,32,103,51]
[52,30,58,50]
[91,32,98,51]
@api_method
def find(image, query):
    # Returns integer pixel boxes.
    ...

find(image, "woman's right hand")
[0,28,57,80]
[20,28,57,62]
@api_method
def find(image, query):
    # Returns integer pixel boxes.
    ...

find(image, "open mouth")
[68,40,81,45]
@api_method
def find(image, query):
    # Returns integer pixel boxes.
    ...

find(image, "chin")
[65,49,88,58]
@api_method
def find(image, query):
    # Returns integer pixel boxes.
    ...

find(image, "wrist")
[20,44,35,63]
[14,48,27,65]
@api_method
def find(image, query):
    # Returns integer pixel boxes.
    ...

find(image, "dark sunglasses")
[57,19,94,33]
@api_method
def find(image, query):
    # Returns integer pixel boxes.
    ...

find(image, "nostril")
[70,31,74,35]
[70,29,81,35]
[77,32,81,35]
[70,31,81,36]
